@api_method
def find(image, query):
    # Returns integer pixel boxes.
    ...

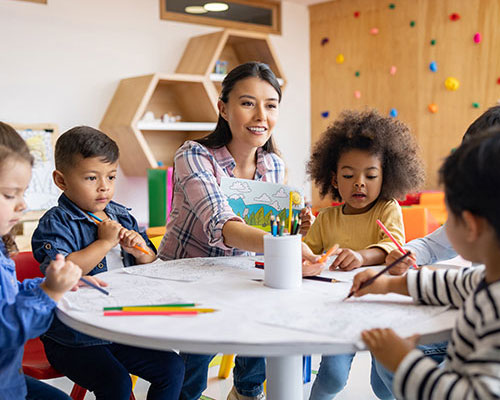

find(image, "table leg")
[266,355,303,400]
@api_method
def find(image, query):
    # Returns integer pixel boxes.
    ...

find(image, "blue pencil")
[80,276,109,296]
[87,211,103,222]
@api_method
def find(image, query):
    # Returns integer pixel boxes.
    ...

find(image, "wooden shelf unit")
[100,73,218,176]
[176,29,286,90]
[100,29,285,177]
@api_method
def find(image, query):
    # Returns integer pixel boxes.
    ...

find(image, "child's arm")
[119,228,156,264]
[65,219,122,275]
[363,325,500,400]
[330,247,387,271]
[1,255,81,349]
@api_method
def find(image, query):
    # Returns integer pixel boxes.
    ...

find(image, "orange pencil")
[376,219,417,270]
[88,212,151,255]
[318,244,339,264]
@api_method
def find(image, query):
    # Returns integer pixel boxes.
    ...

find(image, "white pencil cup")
[263,234,302,289]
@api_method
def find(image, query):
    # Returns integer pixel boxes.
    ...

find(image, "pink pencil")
[104,311,198,316]
[376,219,418,270]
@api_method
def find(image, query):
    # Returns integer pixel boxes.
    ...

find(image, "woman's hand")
[298,207,315,236]
[362,328,420,372]
[301,242,325,276]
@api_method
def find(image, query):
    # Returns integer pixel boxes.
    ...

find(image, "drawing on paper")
[17,128,59,211]
[220,177,303,232]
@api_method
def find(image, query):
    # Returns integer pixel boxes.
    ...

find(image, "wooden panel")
[176,31,226,75]
[310,0,500,207]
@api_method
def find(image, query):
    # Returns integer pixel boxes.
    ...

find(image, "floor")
[45,352,381,399]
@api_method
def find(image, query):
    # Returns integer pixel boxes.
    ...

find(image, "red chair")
[14,251,136,400]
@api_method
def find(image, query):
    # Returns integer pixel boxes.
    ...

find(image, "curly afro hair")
[307,109,425,201]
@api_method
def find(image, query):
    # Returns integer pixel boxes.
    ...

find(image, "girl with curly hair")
[305,109,425,400]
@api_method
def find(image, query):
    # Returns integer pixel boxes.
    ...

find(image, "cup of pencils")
[263,234,302,289]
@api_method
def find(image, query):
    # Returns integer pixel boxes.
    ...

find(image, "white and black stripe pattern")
[394,266,500,399]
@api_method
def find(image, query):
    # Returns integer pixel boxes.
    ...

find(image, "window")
[160,0,281,35]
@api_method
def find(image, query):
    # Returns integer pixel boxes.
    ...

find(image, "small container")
[264,234,302,289]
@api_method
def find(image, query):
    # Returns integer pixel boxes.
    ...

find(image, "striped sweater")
[393,266,500,399]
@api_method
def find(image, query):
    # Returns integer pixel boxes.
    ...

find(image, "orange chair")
[14,251,136,400]
[419,191,447,225]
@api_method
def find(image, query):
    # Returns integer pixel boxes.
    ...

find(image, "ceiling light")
[203,2,229,12]
[185,6,208,14]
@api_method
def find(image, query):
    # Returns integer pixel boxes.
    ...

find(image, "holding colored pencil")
[376,219,417,270]
[87,212,151,255]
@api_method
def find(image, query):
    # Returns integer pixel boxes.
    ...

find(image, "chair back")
[12,251,42,282]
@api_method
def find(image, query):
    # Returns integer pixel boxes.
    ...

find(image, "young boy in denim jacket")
[32,126,184,400]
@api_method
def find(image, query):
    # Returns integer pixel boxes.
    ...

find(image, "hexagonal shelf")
[176,29,286,90]
[100,73,218,176]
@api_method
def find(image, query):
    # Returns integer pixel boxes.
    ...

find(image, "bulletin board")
[309,0,500,207]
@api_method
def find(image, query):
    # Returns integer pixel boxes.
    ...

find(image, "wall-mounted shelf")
[177,29,286,90]
[100,73,218,176]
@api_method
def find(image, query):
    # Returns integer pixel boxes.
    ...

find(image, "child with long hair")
[305,109,425,399]
[0,122,82,399]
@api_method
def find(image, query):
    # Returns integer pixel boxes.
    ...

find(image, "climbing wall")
[310,0,500,207]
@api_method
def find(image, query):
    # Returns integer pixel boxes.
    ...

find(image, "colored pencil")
[344,251,411,300]
[376,219,417,270]
[318,244,339,264]
[254,262,345,283]
[80,276,109,296]
[121,307,216,313]
[87,212,151,255]
[103,303,196,311]
[288,192,293,232]
[104,310,198,316]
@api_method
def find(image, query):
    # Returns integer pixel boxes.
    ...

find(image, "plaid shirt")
[158,140,285,260]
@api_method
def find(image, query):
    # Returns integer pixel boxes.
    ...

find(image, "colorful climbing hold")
[390,65,397,75]
[354,90,361,99]
[336,54,345,64]
[354,11,360,18]
[444,77,460,91]
[473,33,481,43]
[355,71,360,77]
[430,39,436,45]
[472,102,480,108]
[410,20,416,27]
[389,108,398,118]
[497,77,500,85]
[370,27,379,35]
[449,13,460,21]
[321,37,329,46]
[389,3,395,9]
[429,61,438,72]
[321,111,329,118]
[428,103,438,113]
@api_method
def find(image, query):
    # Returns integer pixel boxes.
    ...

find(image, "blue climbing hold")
[389,108,398,118]
[429,61,438,72]
[321,111,329,118]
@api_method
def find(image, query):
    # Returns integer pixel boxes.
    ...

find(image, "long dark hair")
[196,62,282,154]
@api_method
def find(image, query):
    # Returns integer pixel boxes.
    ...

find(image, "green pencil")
[103,303,196,311]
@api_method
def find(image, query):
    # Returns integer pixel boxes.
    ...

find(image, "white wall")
[0,0,311,224]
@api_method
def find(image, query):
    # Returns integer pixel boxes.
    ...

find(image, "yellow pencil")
[288,191,293,232]
[121,307,217,313]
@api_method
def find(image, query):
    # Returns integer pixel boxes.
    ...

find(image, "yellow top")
[304,199,405,255]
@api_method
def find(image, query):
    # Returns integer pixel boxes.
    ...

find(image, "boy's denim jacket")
[31,193,156,347]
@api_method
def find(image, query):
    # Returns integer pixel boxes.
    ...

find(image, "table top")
[57,257,458,356]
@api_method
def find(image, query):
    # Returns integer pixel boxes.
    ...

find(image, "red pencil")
[376,219,418,270]
[104,310,198,316]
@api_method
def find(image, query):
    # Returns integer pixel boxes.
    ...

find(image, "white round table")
[57,257,456,400]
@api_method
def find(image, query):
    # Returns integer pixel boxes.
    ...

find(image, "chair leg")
[218,354,235,379]
[70,384,87,400]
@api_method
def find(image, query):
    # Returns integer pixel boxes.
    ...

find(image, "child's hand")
[301,242,325,276]
[41,254,82,302]
[72,275,108,291]
[119,229,147,255]
[330,248,363,270]
[97,219,122,247]
[385,249,417,275]
[362,328,420,372]
[349,268,392,297]
[298,207,315,236]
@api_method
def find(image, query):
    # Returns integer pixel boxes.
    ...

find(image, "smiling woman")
[160,0,281,34]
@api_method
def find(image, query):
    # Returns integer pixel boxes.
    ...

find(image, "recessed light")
[204,2,229,12]
[185,6,208,14]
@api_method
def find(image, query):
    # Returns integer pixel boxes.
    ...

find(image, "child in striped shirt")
[350,128,500,399]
